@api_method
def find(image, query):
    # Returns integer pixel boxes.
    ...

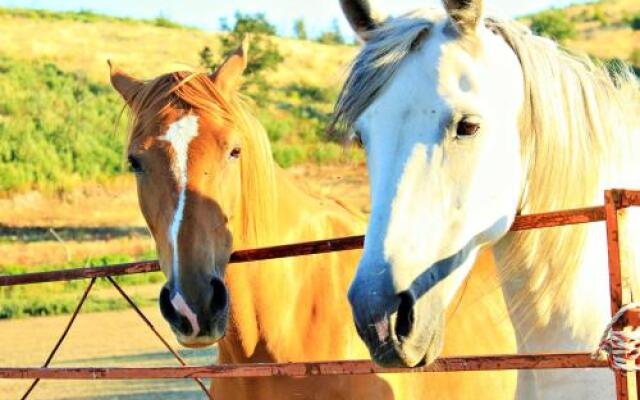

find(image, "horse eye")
[128,155,143,174]
[456,118,481,138]
[229,147,241,159]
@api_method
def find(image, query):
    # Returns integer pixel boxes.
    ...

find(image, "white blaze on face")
[159,115,200,300]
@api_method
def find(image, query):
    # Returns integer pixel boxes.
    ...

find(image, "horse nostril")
[395,291,415,341]
[159,286,175,320]
[210,277,228,315]
[159,286,193,336]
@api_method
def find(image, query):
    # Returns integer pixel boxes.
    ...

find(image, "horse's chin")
[371,323,445,368]
[176,335,221,348]
[420,330,445,366]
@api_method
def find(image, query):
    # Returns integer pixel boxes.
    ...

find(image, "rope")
[592,302,640,372]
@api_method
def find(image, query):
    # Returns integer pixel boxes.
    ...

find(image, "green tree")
[201,12,283,99]
[316,19,345,45]
[530,10,576,42]
[198,46,215,71]
[630,13,640,30]
[294,18,307,40]
[231,12,277,35]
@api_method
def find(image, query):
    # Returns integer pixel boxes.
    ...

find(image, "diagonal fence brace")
[20,277,96,400]
[106,276,212,399]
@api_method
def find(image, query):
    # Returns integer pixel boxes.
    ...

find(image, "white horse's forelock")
[331,10,439,136]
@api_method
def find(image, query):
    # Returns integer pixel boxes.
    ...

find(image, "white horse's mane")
[332,9,640,326]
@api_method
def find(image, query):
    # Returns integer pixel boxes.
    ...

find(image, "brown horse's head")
[109,41,275,347]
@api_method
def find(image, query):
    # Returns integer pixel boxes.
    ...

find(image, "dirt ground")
[0,306,217,400]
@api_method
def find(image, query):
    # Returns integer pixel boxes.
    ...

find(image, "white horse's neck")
[495,221,612,398]
[494,172,640,399]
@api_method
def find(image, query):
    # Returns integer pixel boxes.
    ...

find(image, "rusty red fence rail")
[0,353,607,380]
[0,205,607,287]
[0,189,639,400]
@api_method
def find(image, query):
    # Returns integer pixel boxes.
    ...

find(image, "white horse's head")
[337,0,525,367]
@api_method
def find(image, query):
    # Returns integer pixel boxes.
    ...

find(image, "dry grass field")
[556,0,640,61]
[0,15,356,89]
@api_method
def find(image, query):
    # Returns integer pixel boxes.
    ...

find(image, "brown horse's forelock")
[126,71,235,147]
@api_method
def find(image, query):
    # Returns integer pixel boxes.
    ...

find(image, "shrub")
[310,143,342,164]
[530,10,577,42]
[630,14,640,31]
[591,8,609,26]
[316,19,345,45]
[272,144,306,168]
[261,113,292,142]
[294,19,307,40]
[284,84,336,103]
[153,15,183,29]
[630,49,640,69]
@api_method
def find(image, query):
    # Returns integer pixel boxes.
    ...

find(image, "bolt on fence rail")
[0,189,638,400]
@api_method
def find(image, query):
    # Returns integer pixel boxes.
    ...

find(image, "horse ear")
[339,0,386,41]
[108,60,143,107]
[443,0,483,34]
[210,37,249,94]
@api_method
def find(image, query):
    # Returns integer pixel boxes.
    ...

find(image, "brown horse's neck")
[219,166,364,364]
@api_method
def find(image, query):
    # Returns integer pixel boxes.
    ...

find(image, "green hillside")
[0,57,125,192]
[0,0,638,194]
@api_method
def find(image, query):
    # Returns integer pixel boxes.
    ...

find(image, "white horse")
[335,0,640,398]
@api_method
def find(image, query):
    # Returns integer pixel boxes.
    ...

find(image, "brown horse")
[109,41,517,399]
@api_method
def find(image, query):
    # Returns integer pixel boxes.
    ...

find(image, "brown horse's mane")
[125,71,278,247]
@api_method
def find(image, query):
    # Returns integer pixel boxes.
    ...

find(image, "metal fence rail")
[0,205,608,287]
[0,353,608,380]
[0,189,639,400]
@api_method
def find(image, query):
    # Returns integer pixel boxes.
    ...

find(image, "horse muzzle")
[159,276,229,347]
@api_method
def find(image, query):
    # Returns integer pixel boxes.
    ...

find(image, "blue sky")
[1,0,594,38]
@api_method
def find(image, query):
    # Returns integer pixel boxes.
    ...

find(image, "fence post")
[604,190,630,400]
